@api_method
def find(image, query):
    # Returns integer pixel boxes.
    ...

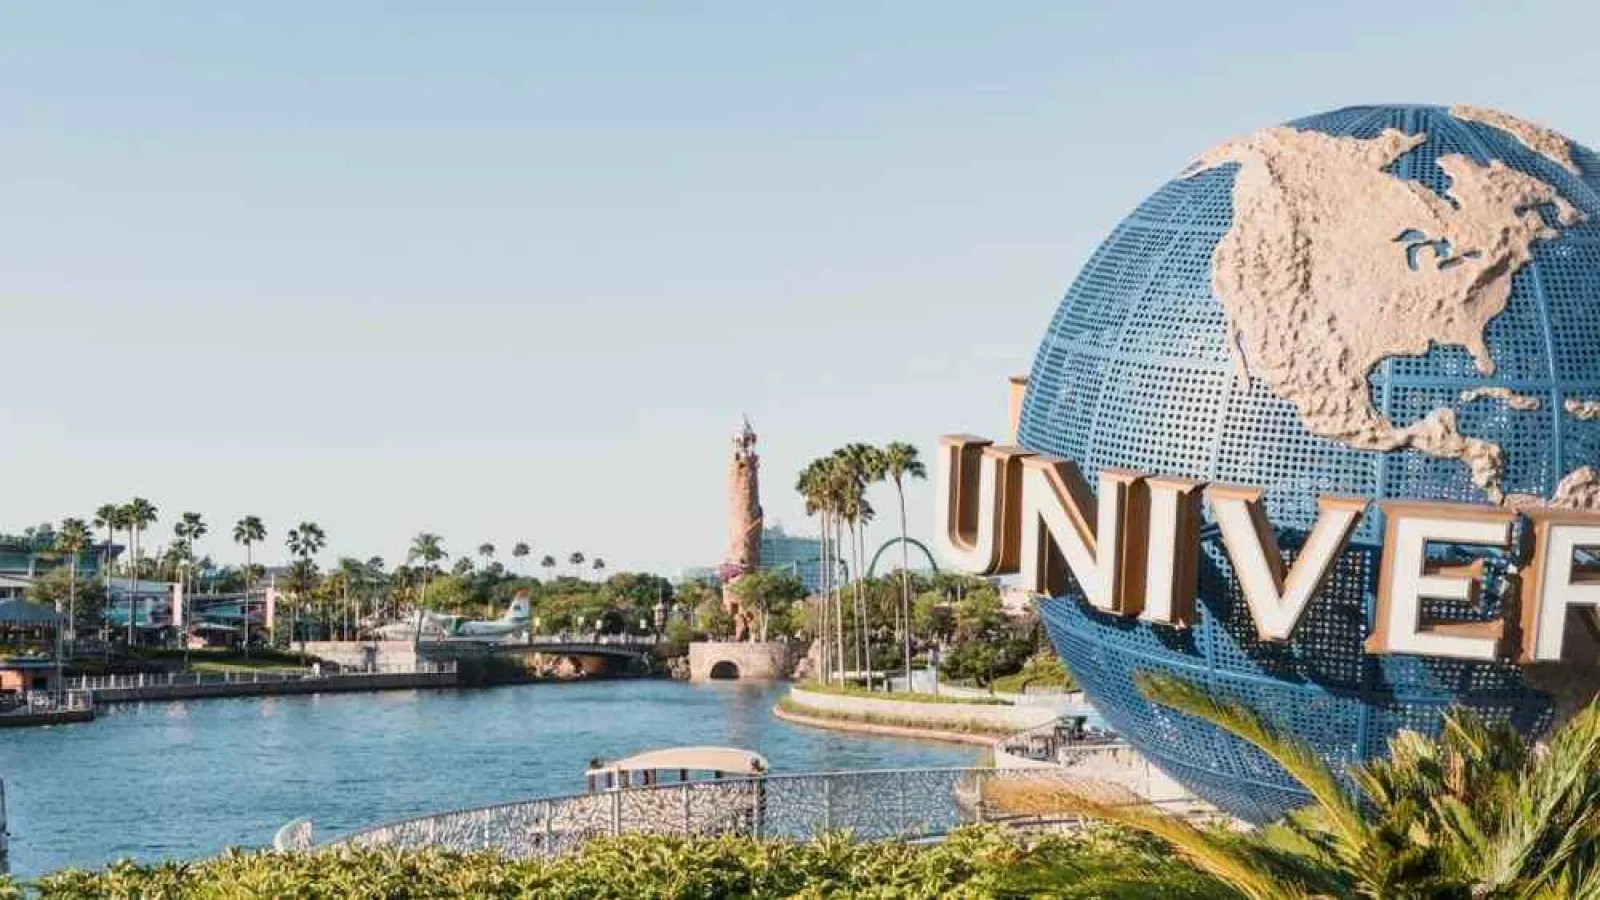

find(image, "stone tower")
[721,417,763,640]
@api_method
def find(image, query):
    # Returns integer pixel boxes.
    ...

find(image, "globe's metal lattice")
[1018,105,1600,823]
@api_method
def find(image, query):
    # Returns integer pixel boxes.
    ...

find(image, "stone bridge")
[687,641,794,681]
[304,637,659,678]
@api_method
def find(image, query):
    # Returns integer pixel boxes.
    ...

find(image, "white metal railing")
[66,661,456,692]
[281,759,1220,856]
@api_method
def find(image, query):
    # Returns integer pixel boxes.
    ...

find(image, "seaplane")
[373,592,532,642]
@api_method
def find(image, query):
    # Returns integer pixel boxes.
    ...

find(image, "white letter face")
[1208,488,1366,642]
[1370,502,1512,661]
[1522,515,1600,663]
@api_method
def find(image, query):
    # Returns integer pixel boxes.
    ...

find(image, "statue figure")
[721,417,763,641]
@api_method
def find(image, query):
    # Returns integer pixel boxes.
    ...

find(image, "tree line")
[795,441,927,689]
[8,504,615,649]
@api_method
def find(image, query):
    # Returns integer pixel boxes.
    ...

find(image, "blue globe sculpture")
[1018,104,1600,823]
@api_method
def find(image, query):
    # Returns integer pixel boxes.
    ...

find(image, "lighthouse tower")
[721,417,763,640]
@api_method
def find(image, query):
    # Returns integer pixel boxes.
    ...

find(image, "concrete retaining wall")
[301,640,419,669]
[89,671,457,703]
[787,687,1057,732]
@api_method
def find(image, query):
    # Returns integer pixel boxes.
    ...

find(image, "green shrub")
[10,827,1233,899]
[991,654,1076,694]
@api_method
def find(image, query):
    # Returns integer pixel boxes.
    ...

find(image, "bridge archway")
[708,660,741,680]
[865,537,939,579]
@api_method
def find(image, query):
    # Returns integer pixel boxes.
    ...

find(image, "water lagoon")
[0,680,978,877]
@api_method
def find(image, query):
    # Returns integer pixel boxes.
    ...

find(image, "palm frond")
[999,779,1318,900]
[1135,673,1368,854]
[1481,702,1600,892]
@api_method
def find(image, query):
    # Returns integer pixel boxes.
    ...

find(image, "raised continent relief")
[1451,104,1582,176]
[1186,124,1585,504]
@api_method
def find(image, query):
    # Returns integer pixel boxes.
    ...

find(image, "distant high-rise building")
[759,525,826,593]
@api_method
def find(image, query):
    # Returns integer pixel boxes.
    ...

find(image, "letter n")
[1017,456,1142,613]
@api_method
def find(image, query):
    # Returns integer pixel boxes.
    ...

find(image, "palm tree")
[540,554,556,582]
[797,459,835,685]
[173,512,207,647]
[819,456,851,687]
[1008,674,1600,899]
[97,504,130,644]
[408,533,445,610]
[881,441,926,690]
[364,556,387,620]
[477,543,496,565]
[512,542,530,574]
[93,504,120,626]
[285,522,327,653]
[834,445,881,688]
[592,557,606,581]
[568,551,585,580]
[121,498,158,645]
[56,518,92,647]
[337,557,365,640]
[233,516,266,652]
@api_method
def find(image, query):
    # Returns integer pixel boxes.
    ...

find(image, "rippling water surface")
[0,679,978,876]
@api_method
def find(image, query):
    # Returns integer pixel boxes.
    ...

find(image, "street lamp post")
[653,598,669,637]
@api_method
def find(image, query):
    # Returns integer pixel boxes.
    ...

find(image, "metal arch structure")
[864,537,939,579]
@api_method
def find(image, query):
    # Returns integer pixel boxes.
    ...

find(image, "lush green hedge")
[6,828,1231,899]
[991,657,1076,695]
[798,680,1012,706]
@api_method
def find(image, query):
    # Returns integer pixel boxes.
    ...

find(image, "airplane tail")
[504,591,533,622]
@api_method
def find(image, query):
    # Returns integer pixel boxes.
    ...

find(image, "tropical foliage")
[11,827,1231,899]
[1012,672,1600,899]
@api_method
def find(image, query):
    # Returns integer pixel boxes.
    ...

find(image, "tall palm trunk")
[896,482,912,690]
[242,544,252,658]
[99,529,111,642]
[845,518,861,685]
[126,525,138,646]
[852,520,869,689]
[67,554,78,650]
[815,509,830,684]
[833,518,846,686]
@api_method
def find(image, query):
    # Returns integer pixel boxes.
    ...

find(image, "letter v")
[1208,486,1366,641]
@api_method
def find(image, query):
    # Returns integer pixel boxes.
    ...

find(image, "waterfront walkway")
[279,759,1221,857]
[66,662,458,704]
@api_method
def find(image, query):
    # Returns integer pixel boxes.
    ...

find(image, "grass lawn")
[188,659,310,674]
[777,697,1017,736]
[798,680,1012,706]
[130,647,312,673]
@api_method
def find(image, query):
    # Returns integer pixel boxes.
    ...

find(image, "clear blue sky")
[3,2,1597,573]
